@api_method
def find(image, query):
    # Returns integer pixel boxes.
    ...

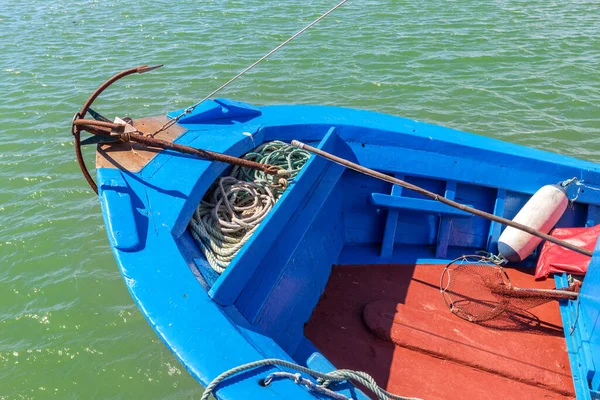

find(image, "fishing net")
[440,255,578,323]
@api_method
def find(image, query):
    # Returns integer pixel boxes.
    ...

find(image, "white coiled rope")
[189,141,310,273]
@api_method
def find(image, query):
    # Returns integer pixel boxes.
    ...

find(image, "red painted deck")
[305,264,574,400]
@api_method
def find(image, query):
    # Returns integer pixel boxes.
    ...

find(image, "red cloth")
[535,224,600,279]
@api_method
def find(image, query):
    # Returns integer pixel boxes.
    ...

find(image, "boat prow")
[86,98,600,399]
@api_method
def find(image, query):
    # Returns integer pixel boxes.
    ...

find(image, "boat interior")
[305,263,573,399]
[196,128,581,399]
[96,100,600,399]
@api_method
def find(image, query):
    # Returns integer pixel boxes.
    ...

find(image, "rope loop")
[71,112,81,136]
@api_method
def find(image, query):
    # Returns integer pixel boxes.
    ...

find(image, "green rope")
[189,141,310,274]
[200,358,421,400]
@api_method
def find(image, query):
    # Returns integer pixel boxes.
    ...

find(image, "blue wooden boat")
[74,93,600,399]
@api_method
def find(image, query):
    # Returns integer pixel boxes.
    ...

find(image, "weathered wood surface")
[96,115,185,172]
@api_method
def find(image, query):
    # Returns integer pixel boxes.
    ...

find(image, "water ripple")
[0,0,598,398]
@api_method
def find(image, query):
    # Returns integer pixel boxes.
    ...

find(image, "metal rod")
[151,0,350,135]
[513,287,579,298]
[291,140,594,258]
[73,118,124,132]
[125,134,282,176]
[75,117,283,175]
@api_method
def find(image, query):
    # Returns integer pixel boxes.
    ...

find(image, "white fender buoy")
[498,184,568,262]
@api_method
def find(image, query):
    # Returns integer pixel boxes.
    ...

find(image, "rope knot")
[293,373,303,384]
[317,377,333,388]
[262,376,273,387]
[560,177,579,188]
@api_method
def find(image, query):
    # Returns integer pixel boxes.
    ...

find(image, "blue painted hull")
[96,99,600,399]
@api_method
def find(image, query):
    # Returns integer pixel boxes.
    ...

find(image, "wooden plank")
[341,174,389,244]
[380,177,404,258]
[238,160,345,322]
[487,189,506,254]
[257,204,345,354]
[209,127,346,305]
[435,181,456,258]
[97,168,139,251]
[362,300,573,396]
[371,193,473,217]
[96,115,186,172]
[347,143,600,206]
[586,205,597,227]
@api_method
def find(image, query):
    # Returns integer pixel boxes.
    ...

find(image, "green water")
[0,0,598,398]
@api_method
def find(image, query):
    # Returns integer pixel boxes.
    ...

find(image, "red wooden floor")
[305,264,574,400]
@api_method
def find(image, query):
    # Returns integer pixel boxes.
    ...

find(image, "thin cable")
[151,0,349,136]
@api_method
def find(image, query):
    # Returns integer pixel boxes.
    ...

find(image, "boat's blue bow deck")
[97,100,600,399]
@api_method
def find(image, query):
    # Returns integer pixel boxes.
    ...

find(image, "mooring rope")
[189,141,310,273]
[200,358,420,400]
[560,176,600,203]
